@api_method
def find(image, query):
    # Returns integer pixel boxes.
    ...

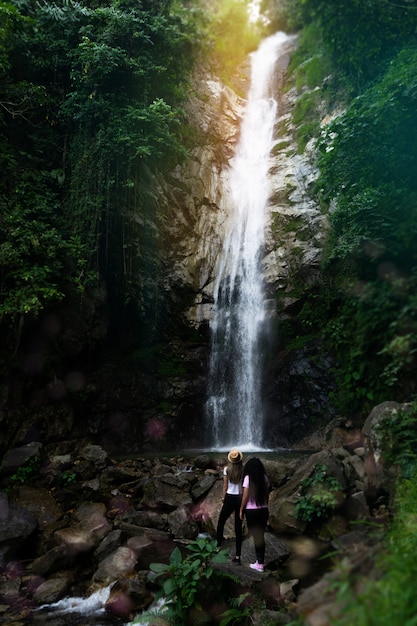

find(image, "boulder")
[33,573,72,604]
[263,459,295,488]
[31,545,69,576]
[343,492,370,521]
[10,486,64,531]
[78,444,108,465]
[104,578,153,619]
[238,532,290,568]
[126,536,153,553]
[74,501,111,541]
[142,474,193,510]
[93,546,138,583]
[191,474,217,501]
[1,442,42,475]
[362,401,405,501]
[189,478,223,537]
[94,530,123,561]
[269,495,307,535]
[0,493,38,565]
[54,527,97,555]
[119,510,167,531]
[167,505,199,539]
[268,450,348,535]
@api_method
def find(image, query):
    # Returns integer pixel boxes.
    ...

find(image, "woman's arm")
[240,487,249,519]
[222,474,228,501]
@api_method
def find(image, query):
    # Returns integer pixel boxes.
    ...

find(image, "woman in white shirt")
[216,448,243,564]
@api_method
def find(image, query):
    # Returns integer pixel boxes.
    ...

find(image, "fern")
[36,0,92,21]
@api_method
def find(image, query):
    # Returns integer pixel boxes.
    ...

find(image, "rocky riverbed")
[0,401,401,625]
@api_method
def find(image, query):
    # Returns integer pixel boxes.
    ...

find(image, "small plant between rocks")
[295,464,343,523]
[144,538,229,624]
[8,455,41,487]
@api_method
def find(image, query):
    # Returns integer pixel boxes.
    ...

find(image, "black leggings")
[245,508,269,564]
[216,494,243,556]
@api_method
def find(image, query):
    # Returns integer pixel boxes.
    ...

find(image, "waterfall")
[206,32,289,451]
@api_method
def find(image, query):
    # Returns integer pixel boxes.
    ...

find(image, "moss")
[272,139,292,154]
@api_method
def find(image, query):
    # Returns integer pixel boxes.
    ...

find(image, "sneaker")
[231,556,241,565]
[250,561,264,572]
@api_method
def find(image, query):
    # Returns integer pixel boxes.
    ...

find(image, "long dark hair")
[243,457,268,506]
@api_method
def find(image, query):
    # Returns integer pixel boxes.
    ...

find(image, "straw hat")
[227,448,243,464]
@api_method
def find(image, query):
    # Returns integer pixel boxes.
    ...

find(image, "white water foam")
[37,584,112,616]
[38,585,167,625]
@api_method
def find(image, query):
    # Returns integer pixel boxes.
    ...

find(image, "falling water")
[206,32,289,451]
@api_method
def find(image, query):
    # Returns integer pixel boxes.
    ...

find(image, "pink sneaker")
[250,561,264,572]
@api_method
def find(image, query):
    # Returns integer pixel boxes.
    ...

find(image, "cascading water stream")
[206,32,290,451]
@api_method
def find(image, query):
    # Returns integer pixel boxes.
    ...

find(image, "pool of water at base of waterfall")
[114,448,308,463]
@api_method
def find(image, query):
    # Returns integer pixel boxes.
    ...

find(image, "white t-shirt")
[224,466,242,495]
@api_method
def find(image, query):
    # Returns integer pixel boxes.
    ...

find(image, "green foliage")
[318,44,417,208]
[147,538,228,624]
[8,455,41,486]
[295,0,417,88]
[0,0,207,331]
[295,464,343,522]
[0,1,26,75]
[59,470,77,486]
[331,471,417,626]
[320,279,409,414]
[261,0,304,33]
[128,344,187,377]
[0,174,67,316]
[308,42,417,413]
[207,0,261,85]
[375,402,417,479]
[286,21,350,154]
[219,592,252,626]
[288,22,333,90]
[295,119,320,154]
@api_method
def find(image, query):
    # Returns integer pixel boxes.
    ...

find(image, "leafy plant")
[375,402,417,478]
[295,464,343,522]
[9,455,41,486]
[219,592,252,626]
[147,537,228,624]
[59,470,77,486]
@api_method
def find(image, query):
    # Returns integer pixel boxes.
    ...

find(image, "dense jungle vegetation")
[0,0,257,356]
[268,0,417,418]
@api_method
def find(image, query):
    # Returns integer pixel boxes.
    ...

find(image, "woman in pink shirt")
[239,457,270,572]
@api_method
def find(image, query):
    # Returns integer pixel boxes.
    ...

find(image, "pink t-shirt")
[243,474,269,509]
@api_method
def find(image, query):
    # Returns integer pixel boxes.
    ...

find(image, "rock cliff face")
[140,35,335,447]
[157,37,326,326]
